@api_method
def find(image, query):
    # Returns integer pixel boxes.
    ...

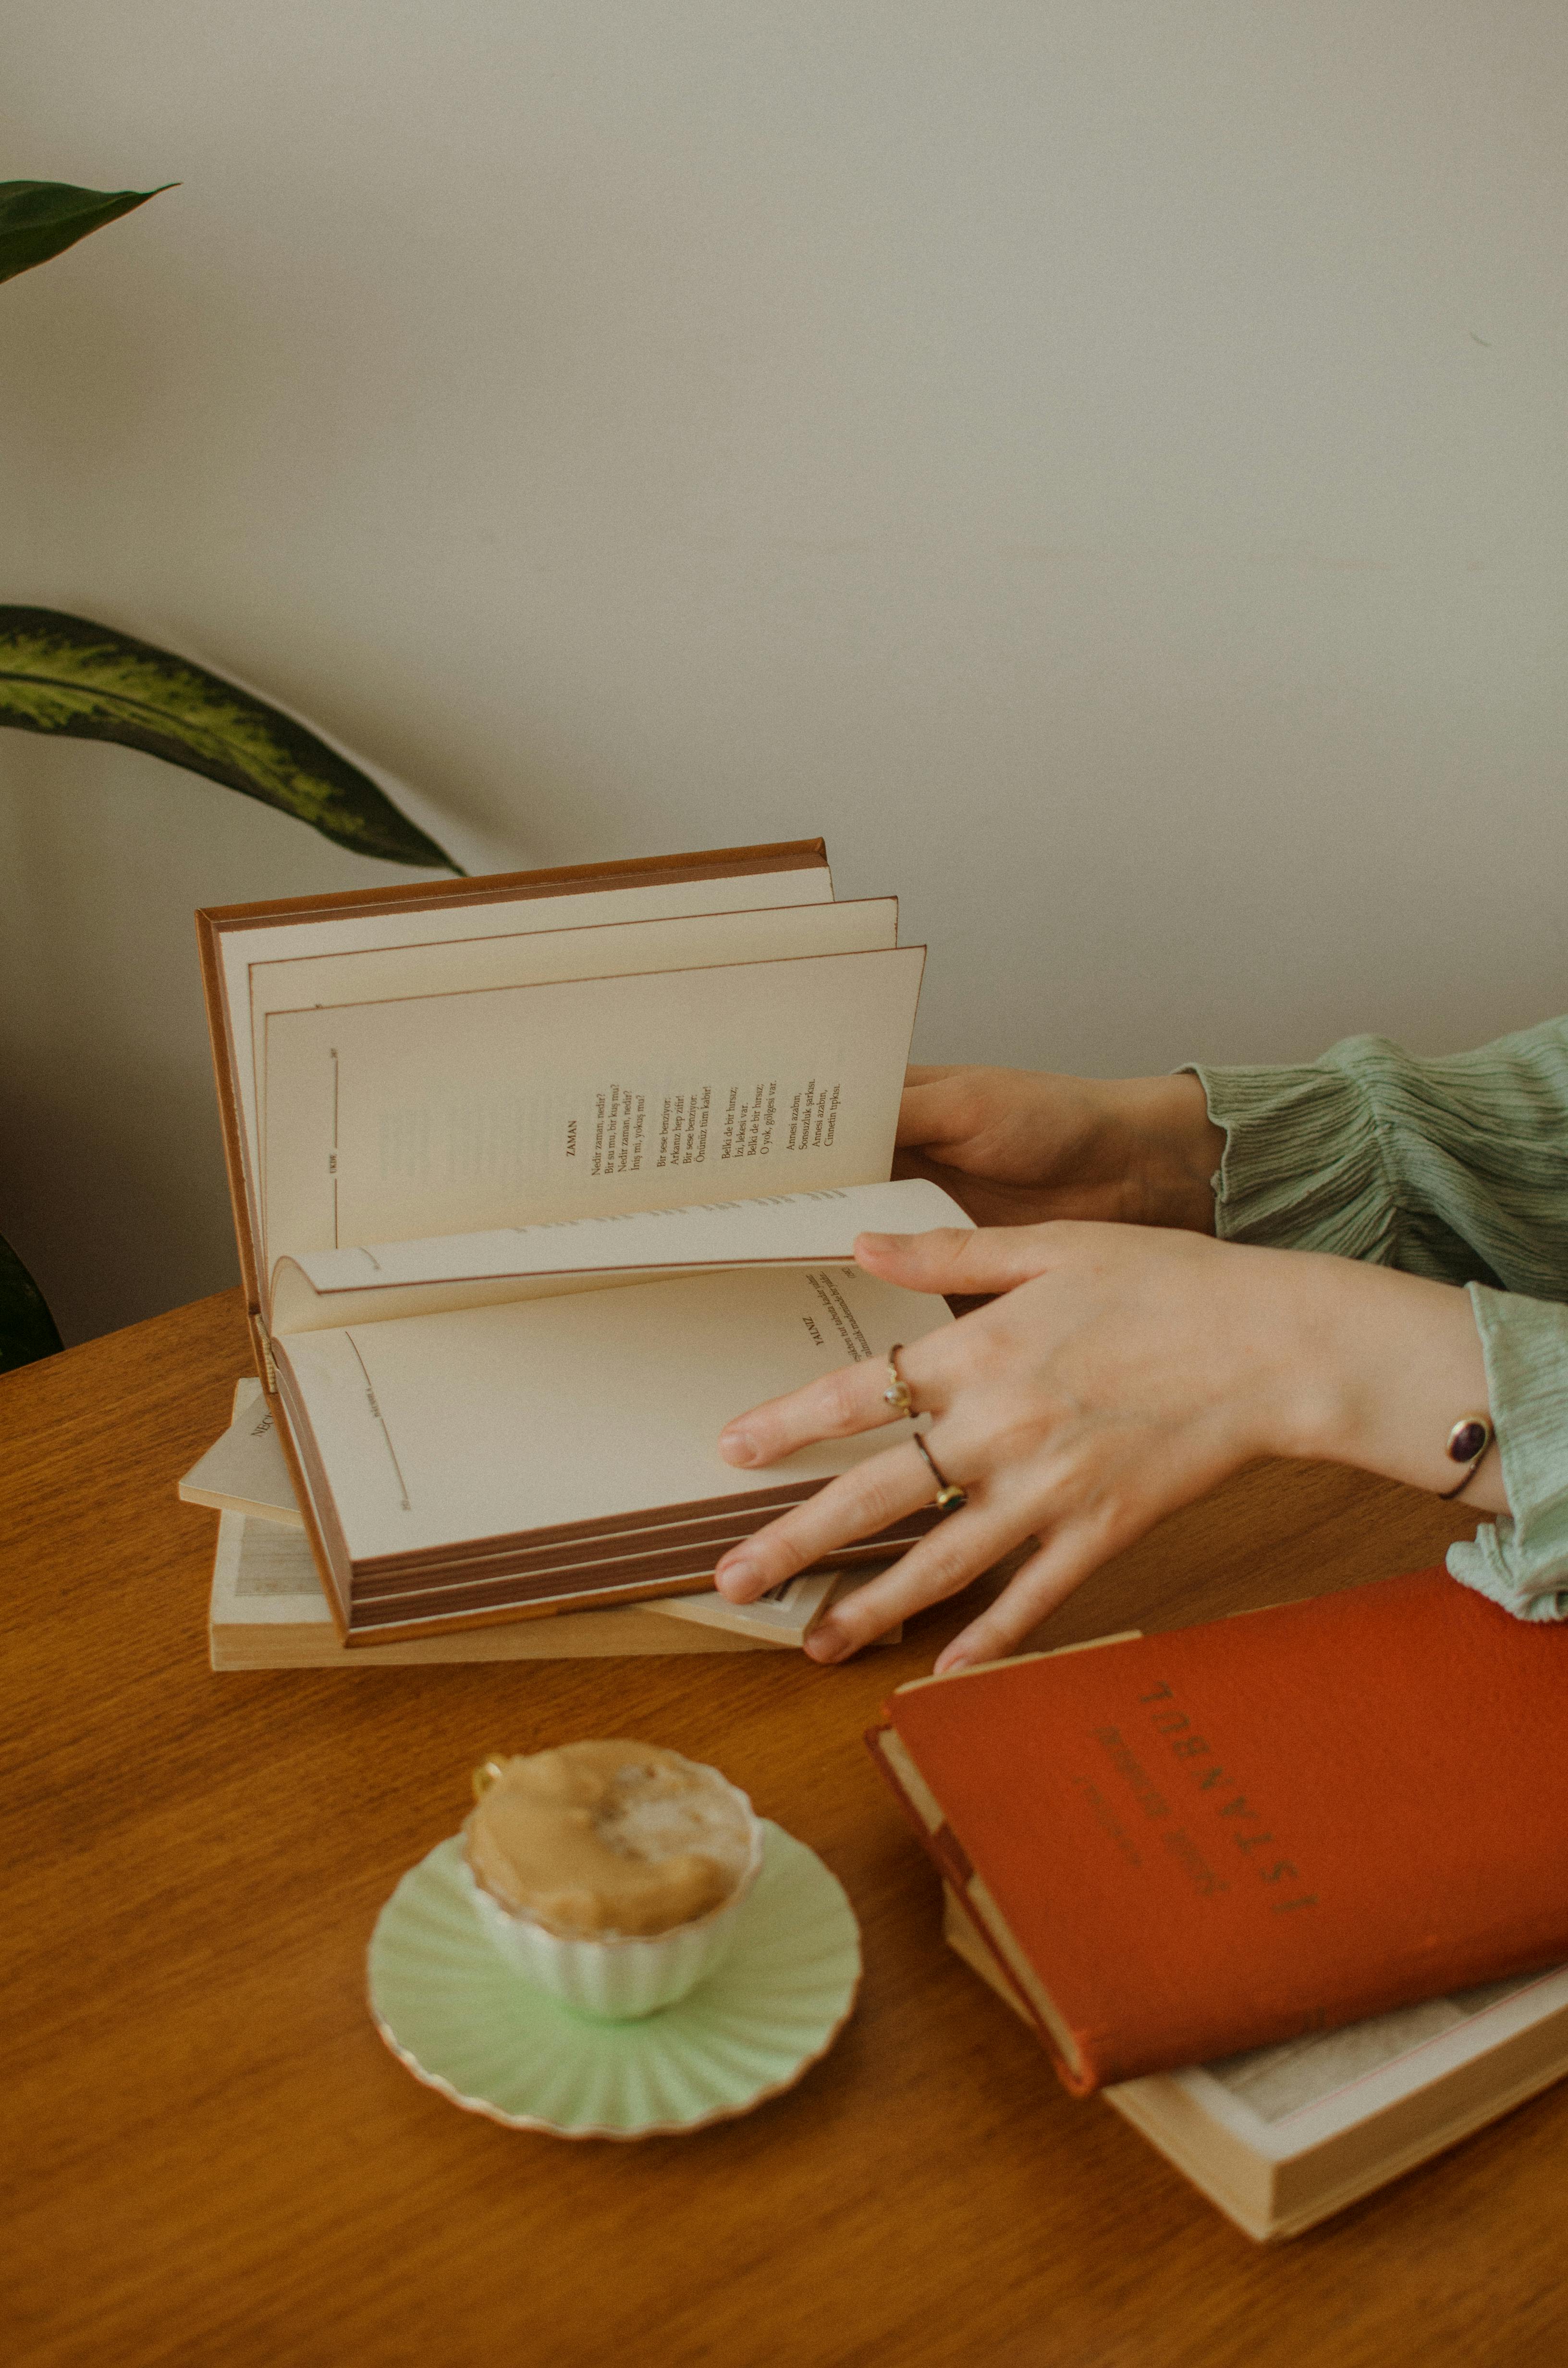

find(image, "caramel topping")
[466,1740,754,1937]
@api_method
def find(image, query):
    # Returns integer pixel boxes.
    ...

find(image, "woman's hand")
[713,1222,1504,1671]
[894,1064,1225,1233]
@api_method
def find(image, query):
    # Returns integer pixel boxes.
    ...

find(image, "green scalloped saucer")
[368,1822,860,2138]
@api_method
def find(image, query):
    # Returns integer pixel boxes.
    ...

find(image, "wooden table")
[5,1291,1566,2368]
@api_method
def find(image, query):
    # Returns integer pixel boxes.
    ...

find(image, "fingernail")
[718,1428,758,1466]
[715,1557,757,1599]
[935,1639,975,1675]
[855,1232,906,1256]
[805,1621,848,1663]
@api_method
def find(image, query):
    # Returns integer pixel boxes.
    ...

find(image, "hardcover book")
[208,1508,780,1668]
[192,1381,900,1665]
[867,1569,1568,2093]
[197,839,964,1644]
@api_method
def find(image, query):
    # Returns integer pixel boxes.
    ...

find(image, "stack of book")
[185,1381,903,1667]
[869,1570,1568,2238]
[193,836,972,1649]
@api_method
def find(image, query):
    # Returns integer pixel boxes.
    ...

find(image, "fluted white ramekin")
[462,1764,765,2020]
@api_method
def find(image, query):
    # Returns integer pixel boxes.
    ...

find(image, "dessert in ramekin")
[463,1739,764,2018]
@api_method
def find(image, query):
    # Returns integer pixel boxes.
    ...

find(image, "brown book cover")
[866,1568,1568,2094]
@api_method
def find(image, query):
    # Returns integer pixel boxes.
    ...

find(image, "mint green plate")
[368,1822,860,2138]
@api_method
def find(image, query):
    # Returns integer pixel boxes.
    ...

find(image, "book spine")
[195,908,265,1320]
[864,1723,1065,2071]
[864,1722,974,1887]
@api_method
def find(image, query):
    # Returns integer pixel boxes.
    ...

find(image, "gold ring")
[471,1756,507,1800]
[882,1343,915,1418]
[913,1431,966,1512]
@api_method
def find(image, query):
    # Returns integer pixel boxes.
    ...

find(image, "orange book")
[866,1569,1568,2095]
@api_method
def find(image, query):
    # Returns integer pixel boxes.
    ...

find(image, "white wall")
[3,3,1566,1342]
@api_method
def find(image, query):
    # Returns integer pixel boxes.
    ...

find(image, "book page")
[250,894,892,1088]
[276,1262,953,1560]
[650,1567,839,1641]
[1194,1966,1566,2130]
[216,860,835,1250]
[250,898,897,1220]
[270,1175,969,1333]
[212,1506,330,1622]
[262,943,924,1268]
[179,1380,303,1522]
[653,1565,904,1647]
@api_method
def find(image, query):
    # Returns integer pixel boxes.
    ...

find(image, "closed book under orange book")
[866,1568,1568,2095]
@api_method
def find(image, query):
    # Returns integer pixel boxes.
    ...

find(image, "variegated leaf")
[0,608,461,870]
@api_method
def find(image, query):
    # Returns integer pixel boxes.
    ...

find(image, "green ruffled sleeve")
[1185,1022,1568,1622]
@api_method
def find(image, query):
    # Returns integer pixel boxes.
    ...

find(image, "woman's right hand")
[714,1217,1507,1669]
[894,1064,1226,1233]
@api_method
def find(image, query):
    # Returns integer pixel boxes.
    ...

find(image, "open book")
[197,839,966,1644]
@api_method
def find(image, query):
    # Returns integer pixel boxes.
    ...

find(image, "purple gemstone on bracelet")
[1447,1419,1490,1464]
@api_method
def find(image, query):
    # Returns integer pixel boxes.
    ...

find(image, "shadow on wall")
[0,1053,238,1346]
[0,726,468,1354]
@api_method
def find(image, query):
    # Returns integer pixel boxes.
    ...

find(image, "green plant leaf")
[0,179,176,286]
[0,608,462,870]
[0,1229,63,1375]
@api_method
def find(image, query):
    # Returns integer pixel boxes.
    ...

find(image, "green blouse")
[1189,1021,1568,1623]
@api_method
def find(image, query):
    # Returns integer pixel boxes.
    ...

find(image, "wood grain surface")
[4,1291,1565,2368]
